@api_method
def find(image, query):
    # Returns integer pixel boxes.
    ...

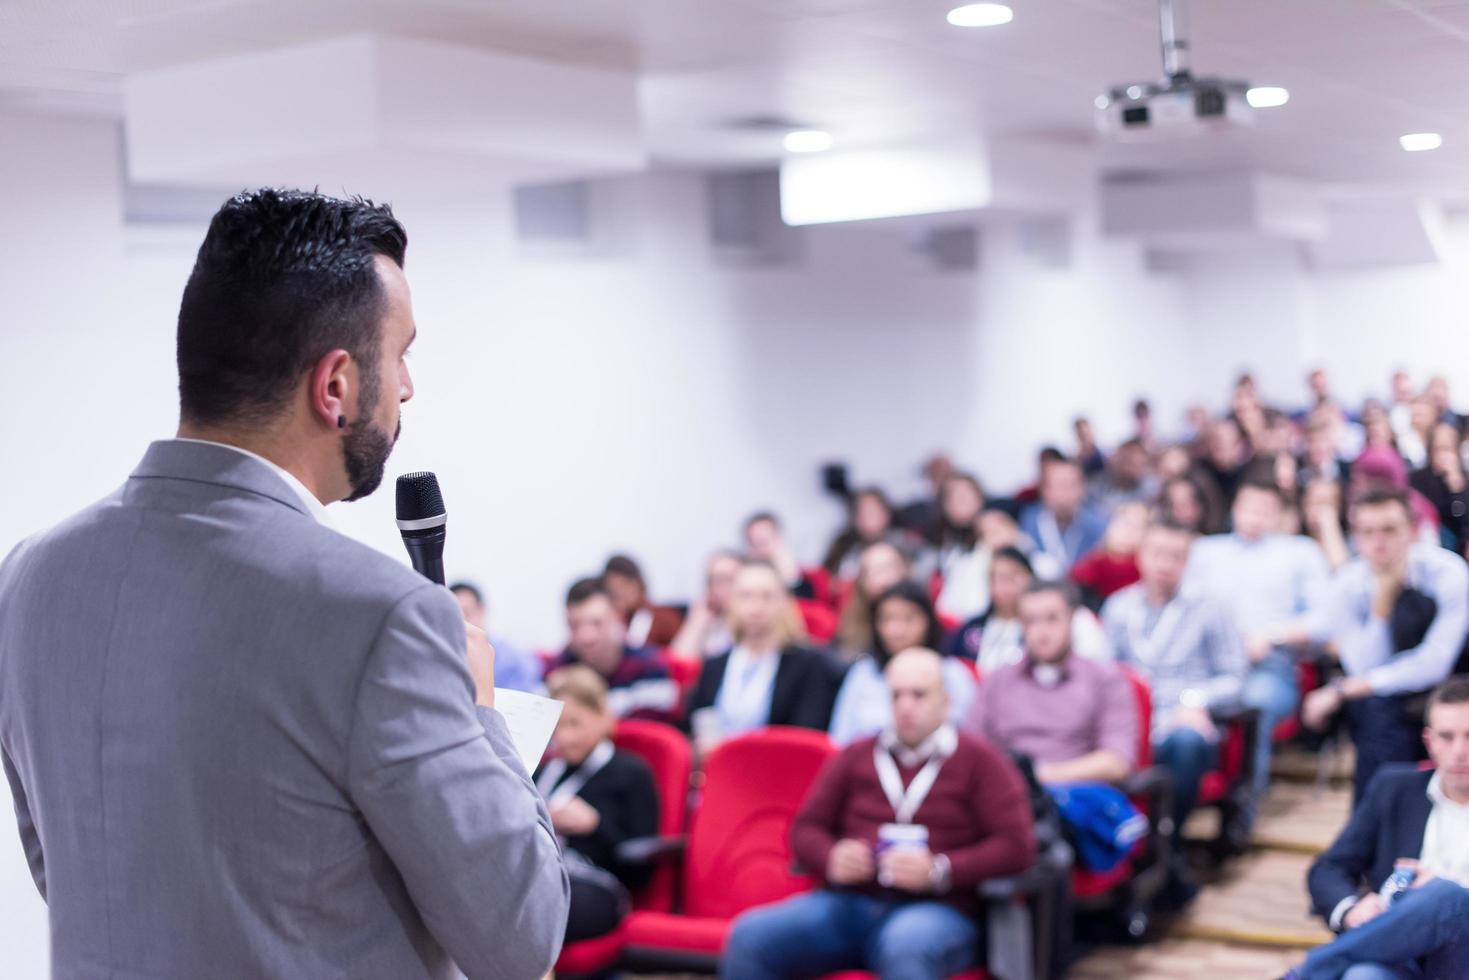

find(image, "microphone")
[396,471,447,586]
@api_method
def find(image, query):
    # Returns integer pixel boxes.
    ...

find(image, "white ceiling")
[4,0,1469,199]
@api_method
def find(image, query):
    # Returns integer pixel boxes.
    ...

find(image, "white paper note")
[492,688,563,772]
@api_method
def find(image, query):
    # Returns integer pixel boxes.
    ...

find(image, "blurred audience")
[1070,500,1148,608]
[1103,522,1246,839]
[1292,679,1469,979]
[549,577,680,724]
[686,560,843,751]
[829,581,978,746]
[449,580,541,694]
[744,511,818,599]
[821,487,908,582]
[669,551,742,659]
[1301,487,1469,803]
[723,649,1034,980]
[602,553,684,649]
[536,666,659,942]
[1020,457,1107,574]
[835,541,915,659]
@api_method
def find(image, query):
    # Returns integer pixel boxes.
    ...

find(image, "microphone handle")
[402,527,447,586]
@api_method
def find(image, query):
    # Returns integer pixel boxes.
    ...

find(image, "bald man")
[722,648,1035,980]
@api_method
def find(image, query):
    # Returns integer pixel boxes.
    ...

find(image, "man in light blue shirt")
[1299,486,1469,803]
[1020,457,1107,574]
[1184,478,1332,805]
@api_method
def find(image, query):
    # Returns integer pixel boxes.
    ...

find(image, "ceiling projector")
[1096,0,1254,138]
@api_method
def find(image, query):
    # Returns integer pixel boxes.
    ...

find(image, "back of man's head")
[178,189,407,429]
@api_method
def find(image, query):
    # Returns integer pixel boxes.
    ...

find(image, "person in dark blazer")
[536,665,660,943]
[1288,678,1469,979]
[685,559,844,751]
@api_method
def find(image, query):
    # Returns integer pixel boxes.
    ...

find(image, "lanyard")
[1036,510,1070,565]
[872,741,949,824]
[718,647,779,732]
[536,739,615,804]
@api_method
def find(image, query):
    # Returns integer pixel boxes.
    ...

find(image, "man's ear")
[309,349,353,429]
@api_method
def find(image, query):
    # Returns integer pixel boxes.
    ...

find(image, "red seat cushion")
[1071,861,1135,899]
[555,926,626,974]
[623,911,731,955]
[1197,770,1229,806]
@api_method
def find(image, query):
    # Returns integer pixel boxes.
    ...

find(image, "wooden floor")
[1065,745,1352,978]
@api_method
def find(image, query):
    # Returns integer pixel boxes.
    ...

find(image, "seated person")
[686,559,844,751]
[1102,522,1246,839]
[829,580,978,746]
[669,550,741,659]
[1019,457,1107,574]
[943,547,1112,670]
[964,581,1138,788]
[1301,487,1469,803]
[602,553,684,649]
[821,487,909,583]
[1070,501,1148,608]
[449,580,541,693]
[1285,678,1469,978]
[535,666,660,943]
[548,577,680,724]
[721,649,1035,980]
[1185,477,1332,804]
[744,511,818,600]
[834,540,915,658]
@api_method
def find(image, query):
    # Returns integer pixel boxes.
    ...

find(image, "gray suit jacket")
[0,440,569,979]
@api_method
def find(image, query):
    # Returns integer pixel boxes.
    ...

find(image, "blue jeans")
[721,890,981,980]
[1345,694,1425,807]
[1300,879,1469,980]
[1154,727,1219,835]
[1242,652,1299,799]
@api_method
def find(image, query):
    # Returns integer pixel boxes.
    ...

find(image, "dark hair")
[448,581,484,606]
[820,487,895,574]
[565,576,613,608]
[177,188,408,427]
[1144,520,1195,540]
[1351,485,1413,517]
[1427,676,1469,717]
[870,580,944,666]
[744,511,781,532]
[1162,472,1226,535]
[1021,579,1080,610]
[602,554,646,587]
[991,545,1035,578]
[1236,476,1287,506]
[933,472,985,550]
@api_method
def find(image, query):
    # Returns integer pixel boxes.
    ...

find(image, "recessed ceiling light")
[1246,86,1290,109]
[947,3,1014,27]
[1400,133,1443,152]
[784,130,833,154]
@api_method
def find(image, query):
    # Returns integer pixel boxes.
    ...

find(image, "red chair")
[554,719,694,976]
[796,598,839,645]
[619,727,838,973]
[1067,667,1172,939]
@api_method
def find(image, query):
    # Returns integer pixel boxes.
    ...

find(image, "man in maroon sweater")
[721,648,1035,980]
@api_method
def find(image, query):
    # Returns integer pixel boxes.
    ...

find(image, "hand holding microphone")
[397,471,495,706]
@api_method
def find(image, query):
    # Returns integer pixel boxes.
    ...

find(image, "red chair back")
[1118,666,1153,770]
[613,719,694,913]
[658,651,704,718]
[681,727,837,919]
[795,599,839,645]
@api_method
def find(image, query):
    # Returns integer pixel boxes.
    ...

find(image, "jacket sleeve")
[1308,771,1389,923]
[347,584,570,980]
[2,744,44,901]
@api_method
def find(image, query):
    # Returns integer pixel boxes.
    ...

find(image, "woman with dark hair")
[820,487,906,581]
[1300,476,1352,571]
[926,473,993,622]
[1411,420,1469,553]
[833,540,913,658]
[1160,473,1225,536]
[943,546,1111,669]
[827,580,977,745]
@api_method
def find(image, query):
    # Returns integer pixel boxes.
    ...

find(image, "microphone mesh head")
[396,472,445,522]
